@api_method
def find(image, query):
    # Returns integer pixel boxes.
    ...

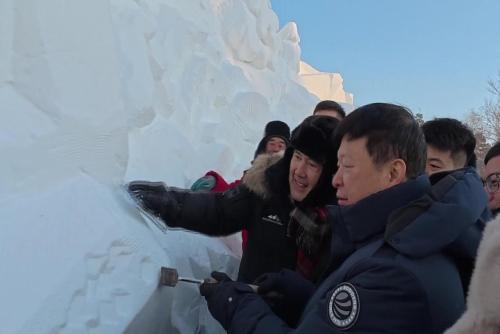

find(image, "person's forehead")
[427,157,444,164]
[339,136,367,154]
[293,149,321,164]
[427,145,449,155]
[485,155,500,175]
[426,145,452,161]
[338,138,373,166]
[294,149,309,158]
[268,136,285,142]
[315,109,341,119]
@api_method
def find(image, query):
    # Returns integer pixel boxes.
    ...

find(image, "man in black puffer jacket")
[128,115,339,284]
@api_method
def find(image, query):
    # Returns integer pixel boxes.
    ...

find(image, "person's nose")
[332,168,342,188]
[295,160,307,178]
[267,143,278,153]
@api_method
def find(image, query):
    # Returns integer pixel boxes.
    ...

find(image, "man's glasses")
[483,173,500,193]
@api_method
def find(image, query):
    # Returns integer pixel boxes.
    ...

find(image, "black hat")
[254,120,291,158]
[290,115,338,165]
[265,115,340,207]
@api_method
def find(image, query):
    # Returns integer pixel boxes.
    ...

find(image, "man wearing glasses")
[484,142,500,215]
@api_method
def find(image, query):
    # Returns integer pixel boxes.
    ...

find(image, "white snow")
[299,61,354,110]
[0,0,351,333]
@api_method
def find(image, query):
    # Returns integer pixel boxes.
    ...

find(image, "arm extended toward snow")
[128,180,255,236]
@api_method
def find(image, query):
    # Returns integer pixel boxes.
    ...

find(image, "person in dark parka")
[199,103,488,334]
[128,115,339,284]
[190,120,291,251]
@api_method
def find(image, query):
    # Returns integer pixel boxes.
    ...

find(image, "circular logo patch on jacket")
[328,283,360,330]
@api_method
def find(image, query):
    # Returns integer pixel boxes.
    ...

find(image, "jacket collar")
[338,175,431,246]
[386,167,489,258]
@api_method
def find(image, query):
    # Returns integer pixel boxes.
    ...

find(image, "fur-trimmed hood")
[242,152,284,199]
[445,214,500,334]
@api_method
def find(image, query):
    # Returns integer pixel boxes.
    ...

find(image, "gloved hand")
[128,180,168,196]
[199,271,232,298]
[253,269,315,327]
[199,271,255,329]
[127,181,180,224]
[190,175,216,191]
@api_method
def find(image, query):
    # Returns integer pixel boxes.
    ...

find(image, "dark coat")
[165,153,331,283]
[218,168,488,333]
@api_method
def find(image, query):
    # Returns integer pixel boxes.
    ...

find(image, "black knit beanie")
[254,120,291,158]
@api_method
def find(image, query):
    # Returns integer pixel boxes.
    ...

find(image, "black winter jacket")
[164,153,331,283]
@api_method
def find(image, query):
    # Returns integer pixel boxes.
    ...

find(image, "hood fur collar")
[242,152,284,199]
[445,214,500,333]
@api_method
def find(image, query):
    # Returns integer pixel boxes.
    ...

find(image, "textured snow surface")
[299,61,354,108]
[0,0,338,333]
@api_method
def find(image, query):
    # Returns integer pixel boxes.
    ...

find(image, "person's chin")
[291,190,306,202]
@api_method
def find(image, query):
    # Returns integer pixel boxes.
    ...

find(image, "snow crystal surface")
[0,0,350,333]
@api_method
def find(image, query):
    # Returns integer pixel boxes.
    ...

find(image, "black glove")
[199,271,232,298]
[199,271,255,329]
[253,269,315,327]
[127,181,180,224]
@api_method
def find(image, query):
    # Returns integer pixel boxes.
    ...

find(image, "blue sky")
[271,0,500,121]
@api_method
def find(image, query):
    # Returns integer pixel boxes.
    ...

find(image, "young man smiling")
[128,116,339,284]
[198,103,488,334]
[288,149,323,201]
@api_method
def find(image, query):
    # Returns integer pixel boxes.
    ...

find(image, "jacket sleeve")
[226,294,293,334]
[223,259,432,334]
[166,184,257,236]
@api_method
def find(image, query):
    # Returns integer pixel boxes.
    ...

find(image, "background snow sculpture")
[299,61,354,108]
[0,0,352,333]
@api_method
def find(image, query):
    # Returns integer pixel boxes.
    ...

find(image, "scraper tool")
[159,267,258,292]
[160,267,205,286]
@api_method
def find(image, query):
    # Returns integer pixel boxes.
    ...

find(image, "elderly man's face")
[332,137,405,206]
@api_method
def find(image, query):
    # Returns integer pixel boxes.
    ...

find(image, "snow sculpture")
[0,0,342,332]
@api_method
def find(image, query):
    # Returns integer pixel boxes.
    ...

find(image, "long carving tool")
[159,267,259,292]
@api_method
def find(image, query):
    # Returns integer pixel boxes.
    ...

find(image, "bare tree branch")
[464,72,500,172]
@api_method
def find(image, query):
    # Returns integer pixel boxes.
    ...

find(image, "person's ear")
[388,159,407,185]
